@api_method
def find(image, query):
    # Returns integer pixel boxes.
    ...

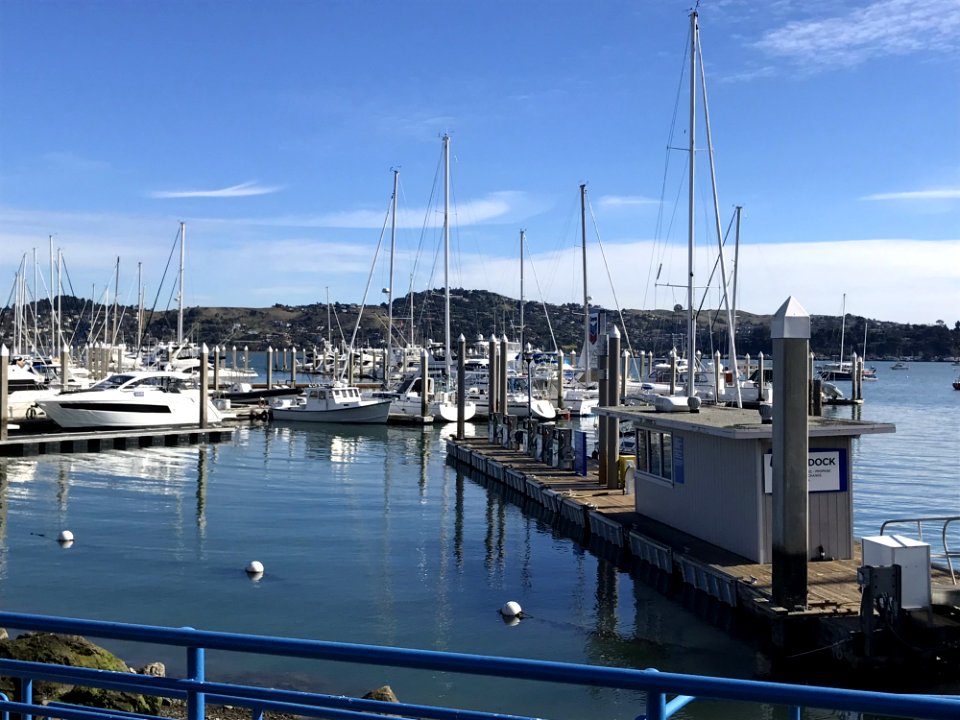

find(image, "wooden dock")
[447,435,960,678]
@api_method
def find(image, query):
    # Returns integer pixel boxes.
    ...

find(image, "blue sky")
[1,0,957,326]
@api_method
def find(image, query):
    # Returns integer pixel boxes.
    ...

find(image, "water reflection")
[196,445,208,537]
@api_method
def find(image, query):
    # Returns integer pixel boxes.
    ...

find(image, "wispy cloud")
[150,181,283,199]
[597,195,660,209]
[220,191,527,230]
[861,188,960,201]
[754,0,960,69]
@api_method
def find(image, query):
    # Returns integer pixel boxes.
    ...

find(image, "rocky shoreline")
[0,631,398,719]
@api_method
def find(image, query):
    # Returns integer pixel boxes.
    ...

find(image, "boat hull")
[38,394,221,429]
[272,399,391,424]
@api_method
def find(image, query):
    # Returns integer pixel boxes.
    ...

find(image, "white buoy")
[58,530,74,543]
[246,560,264,575]
[500,600,522,618]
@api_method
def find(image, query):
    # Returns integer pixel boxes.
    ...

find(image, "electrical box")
[861,534,932,609]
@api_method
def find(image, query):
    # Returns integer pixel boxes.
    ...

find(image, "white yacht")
[37,370,223,429]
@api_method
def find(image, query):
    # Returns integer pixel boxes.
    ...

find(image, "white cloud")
[150,181,283,199]
[754,0,960,69]
[2,205,956,325]
[861,188,960,201]
[597,195,660,209]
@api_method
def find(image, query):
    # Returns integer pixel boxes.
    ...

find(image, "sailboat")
[564,184,600,415]
[369,138,475,423]
[644,10,740,412]
[431,134,476,422]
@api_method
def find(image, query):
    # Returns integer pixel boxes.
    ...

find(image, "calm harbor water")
[0,359,956,718]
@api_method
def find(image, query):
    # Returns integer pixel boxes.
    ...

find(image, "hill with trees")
[2,290,958,361]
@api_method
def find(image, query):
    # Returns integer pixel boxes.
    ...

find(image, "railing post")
[13,678,32,720]
[789,705,801,720]
[186,642,205,720]
[644,690,666,720]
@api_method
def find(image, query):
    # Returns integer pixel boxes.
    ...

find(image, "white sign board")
[763,449,847,494]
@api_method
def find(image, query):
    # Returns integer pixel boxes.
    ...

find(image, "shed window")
[635,428,675,485]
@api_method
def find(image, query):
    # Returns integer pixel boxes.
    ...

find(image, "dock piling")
[771,297,810,610]
[200,344,209,429]
[457,334,466,440]
[1,345,8,441]
[606,327,621,490]
[266,346,273,389]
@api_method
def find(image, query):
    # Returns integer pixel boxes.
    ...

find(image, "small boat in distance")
[271,382,391,424]
[891,361,908,370]
[953,375,960,391]
[37,370,222,429]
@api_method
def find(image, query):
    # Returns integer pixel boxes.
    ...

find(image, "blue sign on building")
[672,435,684,484]
[574,430,588,476]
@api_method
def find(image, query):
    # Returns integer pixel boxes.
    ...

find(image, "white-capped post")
[771,297,810,610]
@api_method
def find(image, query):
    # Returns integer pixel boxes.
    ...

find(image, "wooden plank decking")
[448,436,958,622]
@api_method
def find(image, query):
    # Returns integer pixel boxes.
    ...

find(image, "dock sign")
[763,448,847,494]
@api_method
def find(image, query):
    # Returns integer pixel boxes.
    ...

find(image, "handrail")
[880,515,960,585]
[0,611,957,720]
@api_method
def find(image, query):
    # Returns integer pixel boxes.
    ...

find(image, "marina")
[0,359,953,715]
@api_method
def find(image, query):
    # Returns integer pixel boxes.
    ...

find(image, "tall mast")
[386,168,399,387]
[32,247,38,355]
[137,261,143,356]
[326,286,331,348]
[113,256,120,345]
[443,133,452,380]
[57,248,63,351]
[686,10,698,399]
[519,229,525,351]
[49,235,55,355]
[580,183,590,382]
[839,292,846,365]
[177,221,185,346]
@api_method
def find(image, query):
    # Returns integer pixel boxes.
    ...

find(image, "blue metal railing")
[0,611,956,720]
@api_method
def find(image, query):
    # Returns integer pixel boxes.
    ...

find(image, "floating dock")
[0,425,235,457]
[446,432,960,682]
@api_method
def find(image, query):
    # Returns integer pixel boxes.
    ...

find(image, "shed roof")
[594,404,895,440]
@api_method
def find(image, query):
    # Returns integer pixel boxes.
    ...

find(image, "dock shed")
[595,405,895,563]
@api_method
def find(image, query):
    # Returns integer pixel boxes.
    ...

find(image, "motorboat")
[271,382,391,424]
[367,375,475,423]
[37,370,223,429]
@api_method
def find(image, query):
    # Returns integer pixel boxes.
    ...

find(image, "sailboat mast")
[49,235,55,356]
[686,10,698,399]
[580,183,590,381]
[326,286,331,348]
[443,133,452,380]
[177,221,186,346]
[839,292,846,365]
[519,229,525,351]
[32,247,38,356]
[137,261,143,358]
[386,168,399,386]
[113,256,120,346]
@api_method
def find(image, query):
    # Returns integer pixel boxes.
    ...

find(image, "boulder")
[362,685,399,703]
[0,632,163,715]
